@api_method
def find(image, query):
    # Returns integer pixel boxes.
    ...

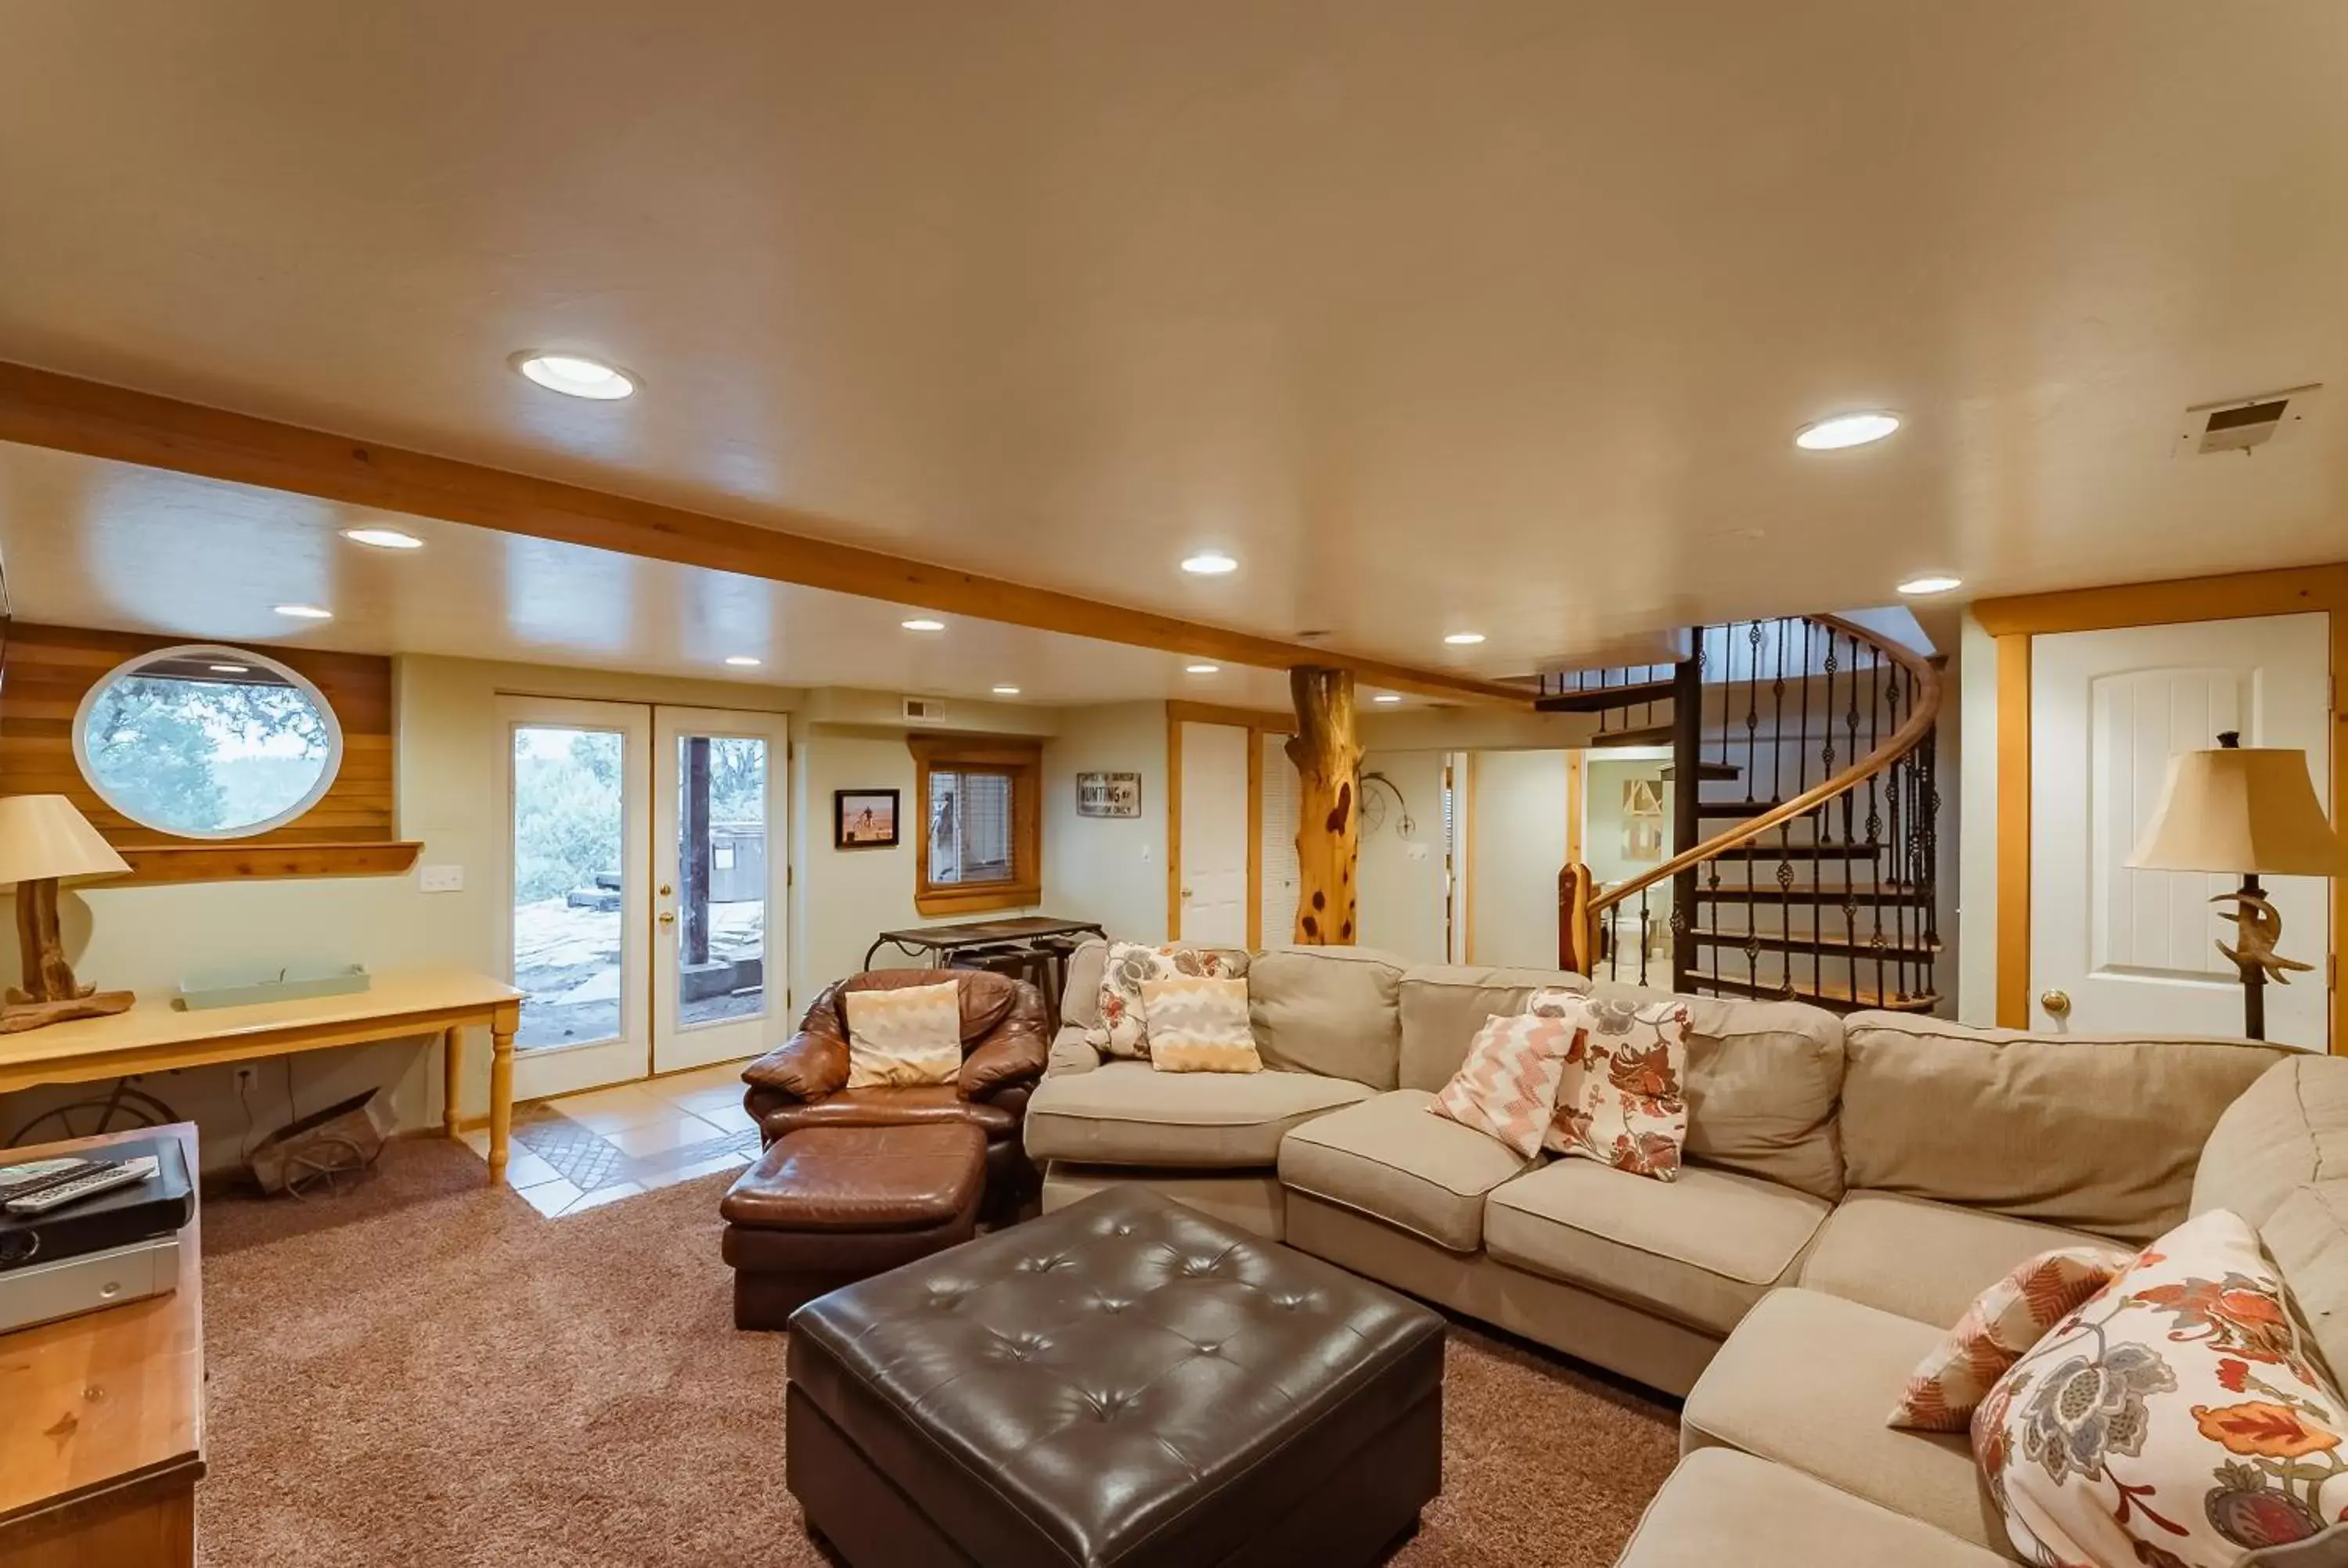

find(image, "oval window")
[74,645,344,839]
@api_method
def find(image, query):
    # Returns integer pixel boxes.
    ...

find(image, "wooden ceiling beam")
[0,361,1532,707]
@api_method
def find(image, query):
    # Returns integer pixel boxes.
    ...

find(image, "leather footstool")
[720,1123,986,1330]
[784,1187,1446,1567]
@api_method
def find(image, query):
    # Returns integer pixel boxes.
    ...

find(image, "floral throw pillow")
[1974,1207,2348,1567]
[1429,1012,1576,1159]
[1545,994,1691,1181]
[1891,1246,2136,1431]
[1086,942,1249,1059]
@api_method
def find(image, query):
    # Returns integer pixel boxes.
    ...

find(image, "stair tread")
[1684,967,1939,1012]
[1536,678,1677,714]
[1686,927,1943,958]
[1590,723,1674,747]
[1705,841,1887,861]
[1662,762,1740,782]
[1693,886,1931,904]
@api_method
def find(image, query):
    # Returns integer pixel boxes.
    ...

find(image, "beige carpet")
[200,1140,1679,1566]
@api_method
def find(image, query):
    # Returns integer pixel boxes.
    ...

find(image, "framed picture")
[834,789,900,849]
[1076,771,1143,818]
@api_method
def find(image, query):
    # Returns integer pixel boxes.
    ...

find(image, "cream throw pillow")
[1546,994,1692,1181]
[1089,942,1249,1059]
[1140,976,1259,1074]
[843,980,963,1088]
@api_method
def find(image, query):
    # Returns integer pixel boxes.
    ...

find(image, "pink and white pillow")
[1890,1246,2136,1431]
[1087,942,1248,1059]
[1545,994,1691,1181]
[1429,1012,1577,1159]
[1974,1207,2348,1567]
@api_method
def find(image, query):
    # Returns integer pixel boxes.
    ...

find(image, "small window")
[74,644,343,839]
[909,738,1040,915]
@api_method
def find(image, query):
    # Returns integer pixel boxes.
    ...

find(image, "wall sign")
[1075,771,1142,818]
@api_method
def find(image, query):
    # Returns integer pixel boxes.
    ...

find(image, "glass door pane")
[653,708,790,1074]
[502,698,652,1099]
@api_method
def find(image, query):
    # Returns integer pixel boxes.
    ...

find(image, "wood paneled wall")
[0,621,396,850]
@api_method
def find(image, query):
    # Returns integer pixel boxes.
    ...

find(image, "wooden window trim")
[909,736,1043,917]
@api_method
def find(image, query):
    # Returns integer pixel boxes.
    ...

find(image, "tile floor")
[462,1059,764,1218]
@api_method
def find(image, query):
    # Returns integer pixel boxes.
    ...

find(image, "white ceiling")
[0,443,1311,708]
[2,1,2345,683]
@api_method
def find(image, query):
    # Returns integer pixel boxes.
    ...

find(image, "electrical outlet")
[233,1065,259,1095]
[418,864,464,894]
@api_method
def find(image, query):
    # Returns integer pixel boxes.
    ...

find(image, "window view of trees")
[81,665,336,836]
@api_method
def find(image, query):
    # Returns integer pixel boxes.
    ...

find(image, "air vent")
[902,697,945,723]
[2174,385,2321,457]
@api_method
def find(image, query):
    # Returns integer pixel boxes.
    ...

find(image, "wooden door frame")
[1972,563,2348,1048]
[1164,700,1297,945]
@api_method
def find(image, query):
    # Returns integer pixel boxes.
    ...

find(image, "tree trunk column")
[1284,666,1363,945]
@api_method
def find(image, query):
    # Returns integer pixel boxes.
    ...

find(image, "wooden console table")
[0,1123,204,1568]
[0,969,524,1185]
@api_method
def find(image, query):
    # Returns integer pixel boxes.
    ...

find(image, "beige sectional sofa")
[1025,941,2343,1564]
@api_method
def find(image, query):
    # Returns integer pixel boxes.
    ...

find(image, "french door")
[501,697,790,1099]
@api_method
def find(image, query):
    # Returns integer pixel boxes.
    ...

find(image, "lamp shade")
[2128,746,2346,877]
[0,794,133,886]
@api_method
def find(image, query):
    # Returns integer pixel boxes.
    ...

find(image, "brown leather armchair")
[740,969,1049,1214]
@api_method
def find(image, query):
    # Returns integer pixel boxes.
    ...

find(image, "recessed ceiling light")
[1373,693,1403,703]
[1896,574,1964,596]
[272,603,333,620]
[1795,412,1901,451]
[1443,632,1486,646]
[512,351,636,401]
[992,685,1021,696]
[209,663,251,674]
[341,526,423,550]
[1185,664,1221,675]
[723,655,763,667]
[1180,551,1238,576]
[902,618,945,632]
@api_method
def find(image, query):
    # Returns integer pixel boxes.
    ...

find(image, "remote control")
[4,1157,154,1217]
[0,1158,103,1203]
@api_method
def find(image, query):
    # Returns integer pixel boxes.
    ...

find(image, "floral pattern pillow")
[1544,994,1691,1181]
[1429,1012,1577,1159]
[1086,942,1248,1059]
[1974,1207,2348,1567]
[1892,1246,2136,1432]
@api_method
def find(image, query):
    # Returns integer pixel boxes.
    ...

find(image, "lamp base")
[0,989,134,1034]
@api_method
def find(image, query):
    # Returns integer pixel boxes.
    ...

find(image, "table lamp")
[2127,732,2345,1041]
[0,793,134,1034]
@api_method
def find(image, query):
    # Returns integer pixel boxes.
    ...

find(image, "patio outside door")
[652,708,790,1072]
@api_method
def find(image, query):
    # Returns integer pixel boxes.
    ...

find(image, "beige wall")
[1356,749,1449,962]
[1042,701,1169,944]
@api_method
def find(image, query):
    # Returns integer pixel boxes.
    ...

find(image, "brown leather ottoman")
[784,1187,1446,1567]
[720,1123,986,1330]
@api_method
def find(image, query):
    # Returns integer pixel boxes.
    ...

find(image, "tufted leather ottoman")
[720,1122,988,1329]
[784,1186,1446,1566]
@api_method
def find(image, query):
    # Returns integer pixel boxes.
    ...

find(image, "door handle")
[1180,886,1194,899]
[658,911,677,926]
[658,883,674,897]
[2039,988,2071,1020]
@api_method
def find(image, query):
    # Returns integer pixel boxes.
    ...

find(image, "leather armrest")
[1044,1024,1101,1077]
[960,985,1050,1102]
[743,1029,848,1101]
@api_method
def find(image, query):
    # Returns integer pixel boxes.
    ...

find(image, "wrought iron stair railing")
[1552,613,1944,1014]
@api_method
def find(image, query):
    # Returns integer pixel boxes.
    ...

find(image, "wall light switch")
[1403,840,1430,862]
[418,865,464,894]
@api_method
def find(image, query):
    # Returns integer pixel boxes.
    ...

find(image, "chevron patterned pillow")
[1429,1012,1576,1160]
[1140,975,1260,1073]
[1889,1245,2134,1431]
[842,980,964,1088]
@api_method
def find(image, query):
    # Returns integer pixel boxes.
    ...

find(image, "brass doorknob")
[1180,886,1194,898]
[2040,988,2071,1020]
[658,883,673,897]
[658,911,677,926]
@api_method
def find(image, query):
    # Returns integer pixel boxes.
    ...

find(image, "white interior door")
[2031,613,2332,1047]
[502,696,654,1099]
[1260,731,1301,945]
[1179,721,1251,945]
[653,707,790,1074]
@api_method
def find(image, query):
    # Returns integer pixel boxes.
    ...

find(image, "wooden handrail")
[1583,613,1943,929]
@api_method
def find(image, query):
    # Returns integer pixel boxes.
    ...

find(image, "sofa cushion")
[1840,1012,2283,1244]
[1618,1448,2014,1568]
[1058,938,1107,1033]
[1395,963,1591,1091]
[2260,1178,2348,1386]
[1278,1090,1534,1253]
[1797,1190,2119,1328]
[2194,1053,2348,1228]
[1246,946,1408,1089]
[1483,1160,1831,1337]
[1021,1061,1373,1167]
[1683,1288,2008,1554]
[1678,996,1847,1203]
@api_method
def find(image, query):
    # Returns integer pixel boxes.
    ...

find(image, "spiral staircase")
[1549,613,1945,1014]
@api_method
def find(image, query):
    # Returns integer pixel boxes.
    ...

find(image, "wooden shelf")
[117,840,423,885]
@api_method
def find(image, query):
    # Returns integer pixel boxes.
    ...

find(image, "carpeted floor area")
[200,1139,1679,1566]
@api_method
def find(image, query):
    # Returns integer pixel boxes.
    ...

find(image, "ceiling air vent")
[2173,385,2321,457]
[902,697,946,723]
